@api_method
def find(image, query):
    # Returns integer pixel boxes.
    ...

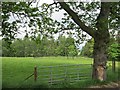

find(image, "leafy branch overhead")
[58,2,95,37]
[2,2,119,42]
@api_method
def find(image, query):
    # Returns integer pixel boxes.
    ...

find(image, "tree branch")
[45,2,57,11]
[58,2,95,37]
[60,27,80,30]
[96,2,111,31]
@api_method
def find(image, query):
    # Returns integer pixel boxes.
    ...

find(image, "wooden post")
[34,66,37,82]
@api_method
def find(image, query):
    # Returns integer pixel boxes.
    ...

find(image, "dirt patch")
[89,81,120,88]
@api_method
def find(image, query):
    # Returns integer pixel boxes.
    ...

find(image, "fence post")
[34,66,37,82]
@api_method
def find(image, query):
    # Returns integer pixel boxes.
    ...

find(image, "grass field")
[2,57,119,88]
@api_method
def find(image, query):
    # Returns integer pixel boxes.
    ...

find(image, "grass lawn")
[2,57,119,88]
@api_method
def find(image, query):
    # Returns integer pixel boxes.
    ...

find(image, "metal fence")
[34,64,92,85]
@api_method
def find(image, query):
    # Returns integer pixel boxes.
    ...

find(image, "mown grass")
[2,57,119,88]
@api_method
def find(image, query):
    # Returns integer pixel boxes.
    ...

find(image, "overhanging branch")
[58,2,95,37]
[96,2,110,31]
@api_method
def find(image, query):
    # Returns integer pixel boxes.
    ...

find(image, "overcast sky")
[3,0,91,49]
[5,0,63,39]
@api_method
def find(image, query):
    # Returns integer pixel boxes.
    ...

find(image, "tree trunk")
[92,2,110,81]
[59,2,111,81]
[92,36,110,81]
[112,60,116,72]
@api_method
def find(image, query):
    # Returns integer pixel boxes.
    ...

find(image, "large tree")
[1,1,119,81]
[56,1,119,81]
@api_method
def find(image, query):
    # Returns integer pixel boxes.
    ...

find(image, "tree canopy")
[2,2,119,44]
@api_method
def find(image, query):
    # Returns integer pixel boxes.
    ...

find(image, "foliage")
[68,45,77,58]
[1,2,119,57]
[2,35,77,57]
[2,2,40,43]
[108,40,119,61]
[1,2,61,45]
[81,37,119,61]
[2,2,119,44]
[81,38,94,58]
[2,40,14,57]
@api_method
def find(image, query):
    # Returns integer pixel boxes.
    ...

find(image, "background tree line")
[2,35,78,57]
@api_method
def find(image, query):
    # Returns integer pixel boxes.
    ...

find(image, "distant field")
[2,57,119,88]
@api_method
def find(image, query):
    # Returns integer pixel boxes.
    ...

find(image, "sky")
[3,0,92,49]
[7,0,65,39]
[32,0,90,49]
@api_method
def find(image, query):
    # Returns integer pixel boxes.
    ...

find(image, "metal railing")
[34,64,92,85]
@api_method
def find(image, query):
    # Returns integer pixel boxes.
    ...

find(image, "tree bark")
[92,2,110,81]
[112,59,116,72]
[58,2,95,37]
[92,36,110,81]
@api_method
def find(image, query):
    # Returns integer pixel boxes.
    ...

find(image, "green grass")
[2,57,119,88]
